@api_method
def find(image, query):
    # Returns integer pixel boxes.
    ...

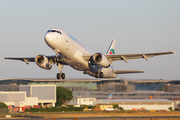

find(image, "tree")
[119,107,124,110]
[113,104,119,109]
[56,86,73,106]
[169,107,173,111]
[0,102,8,108]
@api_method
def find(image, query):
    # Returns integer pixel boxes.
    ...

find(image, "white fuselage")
[44,29,117,78]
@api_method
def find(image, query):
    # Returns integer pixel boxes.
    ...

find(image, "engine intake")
[35,54,52,70]
[92,53,110,68]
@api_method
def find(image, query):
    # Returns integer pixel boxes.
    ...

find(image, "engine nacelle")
[92,53,110,68]
[35,54,52,70]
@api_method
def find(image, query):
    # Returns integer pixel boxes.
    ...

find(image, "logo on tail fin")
[109,49,115,54]
[107,94,112,99]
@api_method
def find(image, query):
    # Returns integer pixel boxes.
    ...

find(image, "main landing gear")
[55,50,66,79]
[95,68,104,78]
[57,63,65,79]
[57,73,65,79]
[95,72,104,78]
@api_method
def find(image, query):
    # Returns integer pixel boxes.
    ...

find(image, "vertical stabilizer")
[107,39,116,55]
[107,39,116,66]
[107,94,112,99]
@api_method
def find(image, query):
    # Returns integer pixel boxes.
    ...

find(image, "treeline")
[25,107,83,112]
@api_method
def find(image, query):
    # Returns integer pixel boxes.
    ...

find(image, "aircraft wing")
[114,70,144,74]
[4,55,67,65]
[4,57,35,64]
[105,51,175,63]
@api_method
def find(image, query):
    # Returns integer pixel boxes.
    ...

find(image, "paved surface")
[1,116,180,120]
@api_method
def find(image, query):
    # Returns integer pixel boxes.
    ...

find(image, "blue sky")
[1,0,180,80]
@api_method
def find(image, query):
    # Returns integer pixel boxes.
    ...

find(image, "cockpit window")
[47,30,62,34]
[51,30,56,32]
[57,31,61,34]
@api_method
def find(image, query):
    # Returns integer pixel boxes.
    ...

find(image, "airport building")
[69,97,96,106]
[0,91,38,107]
[1,78,179,91]
[1,78,180,98]
[1,78,180,108]
[0,84,56,112]
[19,84,56,107]
[0,91,38,112]
[1,78,180,92]
[93,99,174,111]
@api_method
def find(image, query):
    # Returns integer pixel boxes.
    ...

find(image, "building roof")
[93,99,172,105]
[96,99,172,103]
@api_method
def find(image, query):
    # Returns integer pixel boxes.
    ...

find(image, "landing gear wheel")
[61,73,65,79]
[95,72,99,78]
[100,72,104,78]
[57,73,60,79]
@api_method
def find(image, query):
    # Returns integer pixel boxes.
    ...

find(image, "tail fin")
[107,94,112,99]
[107,39,116,66]
[107,39,116,54]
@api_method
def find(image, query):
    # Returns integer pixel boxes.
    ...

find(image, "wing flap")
[114,70,144,74]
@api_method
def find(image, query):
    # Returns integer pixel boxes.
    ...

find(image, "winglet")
[173,51,176,55]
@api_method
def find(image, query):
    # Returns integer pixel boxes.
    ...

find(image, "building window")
[89,99,94,101]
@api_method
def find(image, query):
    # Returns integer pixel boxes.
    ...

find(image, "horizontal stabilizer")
[114,70,144,74]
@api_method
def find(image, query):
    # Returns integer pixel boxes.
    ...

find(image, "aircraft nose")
[44,33,53,46]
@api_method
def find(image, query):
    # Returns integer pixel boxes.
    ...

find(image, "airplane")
[107,94,112,100]
[4,28,174,79]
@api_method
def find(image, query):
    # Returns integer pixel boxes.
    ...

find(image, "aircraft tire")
[57,73,60,79]
[100,72,104,78]
[61,73,65,79]
[95,72,99,78]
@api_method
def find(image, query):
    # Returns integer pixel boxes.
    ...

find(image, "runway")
[1,116,180,120]
[1,111,180,120]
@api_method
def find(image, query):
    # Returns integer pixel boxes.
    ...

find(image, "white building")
[19,84,56,107]
[70,97,96,106]
[93,99,174,111]
[0,91,38,107]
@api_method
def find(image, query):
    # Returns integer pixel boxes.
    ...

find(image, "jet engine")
[92,53,110,68]
[35,54,52,70]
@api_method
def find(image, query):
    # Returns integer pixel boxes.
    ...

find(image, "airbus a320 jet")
[5,29,174,79]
